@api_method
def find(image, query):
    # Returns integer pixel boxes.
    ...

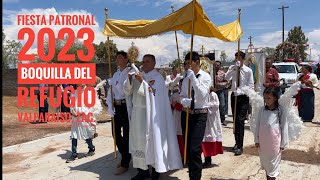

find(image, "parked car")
[299,62,317,73]
[273,62,300,93]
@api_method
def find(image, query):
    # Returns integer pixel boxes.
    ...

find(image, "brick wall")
[2,63,117,96]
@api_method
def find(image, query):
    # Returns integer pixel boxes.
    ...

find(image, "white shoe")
[244,120,249,124]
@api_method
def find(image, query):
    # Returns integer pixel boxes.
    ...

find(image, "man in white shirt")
[165,67,182,96]
[124,54,182,180]
[225,51,254,156]
[180,52,212,180]
[106,51,131,175]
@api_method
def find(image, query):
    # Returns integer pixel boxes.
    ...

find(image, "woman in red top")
[296,65,318,122]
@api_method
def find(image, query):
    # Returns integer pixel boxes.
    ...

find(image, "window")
[274,65,296,73]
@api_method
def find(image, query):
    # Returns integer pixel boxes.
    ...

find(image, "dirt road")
[2,96,109,147]
[3,90,320,180]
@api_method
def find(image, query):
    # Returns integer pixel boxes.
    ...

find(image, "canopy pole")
[184,0,196,166]
[233,8,241,134]
[171,5,182,73]
[105,8,117,159]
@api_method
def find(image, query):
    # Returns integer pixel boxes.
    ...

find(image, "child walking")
[66,84,98,163]
[255,87,288,180]
[202,87,224,168]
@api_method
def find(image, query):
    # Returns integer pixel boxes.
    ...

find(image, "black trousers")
[181,111,207,180]
[137,167,159,176]
[112,103,131,168]
[37,94,48,121]
[216,90,226,122]
[61,94,70,113]
[231,93,249,149]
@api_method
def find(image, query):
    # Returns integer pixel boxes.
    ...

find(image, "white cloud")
[307,29,320,43]
[256,30,288,47]
[251,29,320,62]
[306,29,320,61]
[3,7,320,67]
[107,33,240,67]
[3,8,101,50]
[3,7,239,67]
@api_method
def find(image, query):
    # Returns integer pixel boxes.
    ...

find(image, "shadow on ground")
[243,145,320,165]
[58,151,183,180]
[58,150,88,160]
[210,178,240,180]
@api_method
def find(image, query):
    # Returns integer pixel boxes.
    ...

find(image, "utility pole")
[278,4,289,43]
[278,4,289,61]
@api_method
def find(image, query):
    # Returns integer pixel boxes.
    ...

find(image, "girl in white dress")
[255,87,288,180]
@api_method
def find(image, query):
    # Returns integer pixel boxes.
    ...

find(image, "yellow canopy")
[103,0,243,42]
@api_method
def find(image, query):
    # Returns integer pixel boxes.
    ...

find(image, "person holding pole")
[225,51,254,156]
[124,54,182,180]
[180,52,211,180]
[106,51,132,175]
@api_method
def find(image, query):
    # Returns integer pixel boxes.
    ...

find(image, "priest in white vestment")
[124,54,183,180]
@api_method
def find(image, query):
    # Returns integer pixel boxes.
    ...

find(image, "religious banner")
[244,48,266,95]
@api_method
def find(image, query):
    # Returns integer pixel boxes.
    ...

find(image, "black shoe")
[30,120,41,124]
[222,121,227,126]
[66,154,78,163]
[85,148,95,157]
[233,144,238,151]
[151,168,160,180]
[234,148,243,156]
[202,161,212,168]
[131,170,150,180]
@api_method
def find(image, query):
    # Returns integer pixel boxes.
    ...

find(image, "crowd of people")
[33,50,319,180]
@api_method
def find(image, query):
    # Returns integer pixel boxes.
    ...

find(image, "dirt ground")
[2,96,110,147]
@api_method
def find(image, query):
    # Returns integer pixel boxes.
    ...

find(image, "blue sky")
[3,0,320,65]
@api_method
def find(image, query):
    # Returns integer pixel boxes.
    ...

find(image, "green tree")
[93,40,118,63]
[286,26,308,61]
[43,38,66,63]
[263,47,276,60]
[134,60,142,68]
[2,29,22,69]
[44,37,102,63]
[169,59,183,69]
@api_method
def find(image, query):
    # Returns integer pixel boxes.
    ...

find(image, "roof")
[273,62,298,65]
